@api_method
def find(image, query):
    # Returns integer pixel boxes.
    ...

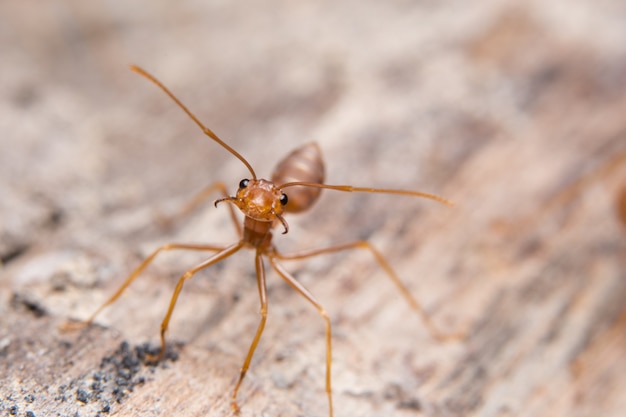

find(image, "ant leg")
[158,181,242,238]
[231,251,268,413]
[61,242,228,331]
[149,241,245,362]
[275,241,465,342]
[268,255,334,417]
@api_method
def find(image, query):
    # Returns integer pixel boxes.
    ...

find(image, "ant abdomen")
[272,142,325,213]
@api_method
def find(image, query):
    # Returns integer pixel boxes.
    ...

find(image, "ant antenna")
[279,182,454,206]
[130,65,257,180]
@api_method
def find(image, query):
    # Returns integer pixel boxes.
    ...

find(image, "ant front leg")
[231,251,268,413]
[148,241,245,362]
[274,241,465,343]
[60,242,230,331]
[267,254,334,417]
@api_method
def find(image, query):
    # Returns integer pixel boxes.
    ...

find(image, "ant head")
[216,178,290,233]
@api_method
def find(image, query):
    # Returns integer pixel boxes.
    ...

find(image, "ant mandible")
[65,65,461,416]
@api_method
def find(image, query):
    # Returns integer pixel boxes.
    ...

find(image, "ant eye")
[239,179,249,189]
[279,193,288,206]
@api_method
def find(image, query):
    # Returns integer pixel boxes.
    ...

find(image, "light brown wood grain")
[1,2,625,417]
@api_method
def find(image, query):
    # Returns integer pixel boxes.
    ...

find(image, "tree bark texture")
[1,2,625,417]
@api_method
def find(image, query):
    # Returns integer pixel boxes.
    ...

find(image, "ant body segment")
[65,65,460,416]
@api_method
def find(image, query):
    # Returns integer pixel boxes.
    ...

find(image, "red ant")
[65,65,460,416]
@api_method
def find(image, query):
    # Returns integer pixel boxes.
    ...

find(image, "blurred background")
[1,1,625,416]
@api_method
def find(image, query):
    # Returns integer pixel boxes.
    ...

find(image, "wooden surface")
[1,1,625,417]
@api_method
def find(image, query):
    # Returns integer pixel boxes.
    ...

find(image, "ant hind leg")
[156,181,242,238]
